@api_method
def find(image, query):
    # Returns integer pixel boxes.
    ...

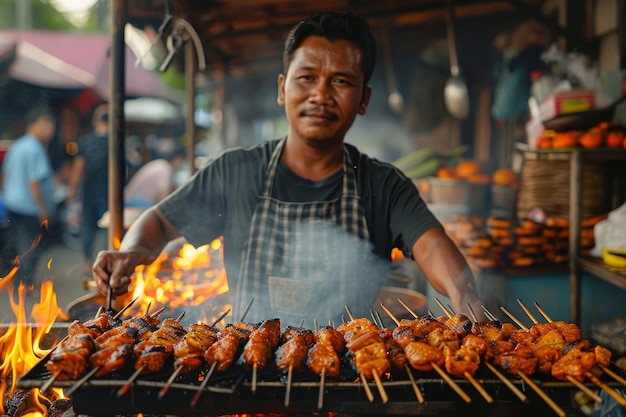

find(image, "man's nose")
[310,80,333,103]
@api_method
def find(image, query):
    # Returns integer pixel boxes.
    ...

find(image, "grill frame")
[17,347,621,416]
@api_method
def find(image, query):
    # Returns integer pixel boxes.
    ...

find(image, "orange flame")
[0,281,66,416]
[126,238,230,323]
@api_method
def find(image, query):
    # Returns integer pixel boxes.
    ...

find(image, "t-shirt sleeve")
[387,170,442,257]
[157,157,226,247]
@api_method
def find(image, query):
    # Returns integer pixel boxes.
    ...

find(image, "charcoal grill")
[17,344,622,417]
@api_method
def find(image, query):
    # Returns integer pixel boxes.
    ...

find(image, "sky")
[50,0,98,25]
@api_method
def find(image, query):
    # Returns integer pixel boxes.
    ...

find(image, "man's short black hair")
[24,106,53,126]
[282,11,377,87]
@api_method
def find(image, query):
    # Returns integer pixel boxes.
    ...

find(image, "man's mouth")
[302,111,338,121]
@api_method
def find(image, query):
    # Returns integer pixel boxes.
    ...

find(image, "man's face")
[35,116,55,142]
[277,36,371,146]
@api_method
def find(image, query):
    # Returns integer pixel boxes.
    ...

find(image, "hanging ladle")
[381,25,404,115]
[443,0,470,120]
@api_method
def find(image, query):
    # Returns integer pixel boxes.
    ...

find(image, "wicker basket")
[516,159,608,219]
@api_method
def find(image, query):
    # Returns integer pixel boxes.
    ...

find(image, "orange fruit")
[492,168,518,186]
[455,160,481,179]
[467,173,491,184]
[437,166,457,179]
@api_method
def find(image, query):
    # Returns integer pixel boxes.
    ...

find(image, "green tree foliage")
[0,0,77,31]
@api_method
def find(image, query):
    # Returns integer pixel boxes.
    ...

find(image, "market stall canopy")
[126,0,553,77]
[0,31,174,101]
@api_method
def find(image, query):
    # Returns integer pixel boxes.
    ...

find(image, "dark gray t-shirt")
[158,139,441,290]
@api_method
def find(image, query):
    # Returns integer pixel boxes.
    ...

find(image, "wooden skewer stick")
[533,302,553,322]
[508,304,609,407]
[585,372,626,407]
[404,364,425,403]
[397,297,419,319]
[113,296,140,320]
[317,368,326,410]
[379,303,471,404]
[567,375,603,403]
[284,365,293,407]
[372,370,388,404]
[251,363,258,394]
[481,305,500,322]
[106,284,114,311]
[517,298,539,324]
[63,366,101,397]
[360,372,375,403]
[190,362,217,409]
[150,306,166,318]
[532,302,626,389]
[432,363,472,403]
[464,371,494,403]
[484,362,528,403]
[434,297,453,318]
[599,365,626,387]
[513,302,602,404]
[500,306,529,331]
[517,370,566,417]
[117,366,145,397]
[466,303,478,322]
[344,305,387,403]
[40,370,61,394]
[158,364,183,399]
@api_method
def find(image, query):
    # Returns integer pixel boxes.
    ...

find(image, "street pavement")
[0,239,96,323]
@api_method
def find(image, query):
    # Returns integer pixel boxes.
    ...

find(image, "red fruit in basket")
[454,160,481,179]
[437,166,457,179]
[606,131,623,148]
[579,131,603,148]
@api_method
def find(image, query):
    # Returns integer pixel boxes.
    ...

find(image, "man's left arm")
[411,226,485,320]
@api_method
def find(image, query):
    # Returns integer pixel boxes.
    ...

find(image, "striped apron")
[234,139,381,326]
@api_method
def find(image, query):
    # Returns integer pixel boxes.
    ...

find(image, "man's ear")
[277,74,286,106]
[358,85,372,115]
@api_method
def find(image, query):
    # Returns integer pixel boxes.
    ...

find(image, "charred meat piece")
[493,343,538,375]
[134,318,187,373]
[443,345,480,377]
[45,331,95,380]
[173,323,219,374]
[275,326,315,371]
[306,326,345,377]
[380,327,407,370]
[239,318,281,370]
[89,344,132,377]
[462,334,494,362]
[205,323,256,372]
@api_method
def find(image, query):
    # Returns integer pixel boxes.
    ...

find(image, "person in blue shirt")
[0,107,56,289]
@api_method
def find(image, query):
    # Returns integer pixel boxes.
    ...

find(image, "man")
[1,108,56,288]
[66,104,109,276]
[93,12,483,325]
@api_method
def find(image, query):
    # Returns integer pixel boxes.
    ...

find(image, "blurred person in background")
[0,108,56,289]
[124,139,186,208]
[66,104,110,276]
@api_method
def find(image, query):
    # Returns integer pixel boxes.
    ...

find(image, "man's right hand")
[92,250,158,296]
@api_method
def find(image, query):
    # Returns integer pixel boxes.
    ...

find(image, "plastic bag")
[591,202,626,257]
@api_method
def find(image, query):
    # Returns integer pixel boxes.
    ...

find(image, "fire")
[0,281,65,416]
[126,238,230,323]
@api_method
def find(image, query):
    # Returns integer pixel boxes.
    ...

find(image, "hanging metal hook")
[159,17,206,73]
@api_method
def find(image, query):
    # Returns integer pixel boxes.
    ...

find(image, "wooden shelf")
[579,257,626,291]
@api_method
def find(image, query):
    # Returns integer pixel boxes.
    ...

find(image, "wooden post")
[108,0,126,252]
[185,41,197,177]
[569,151,583,325]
